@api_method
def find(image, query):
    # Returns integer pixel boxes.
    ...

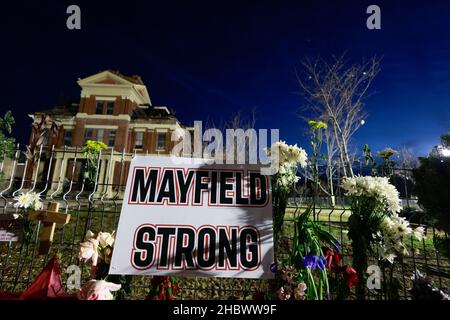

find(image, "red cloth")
[0,257,77,300]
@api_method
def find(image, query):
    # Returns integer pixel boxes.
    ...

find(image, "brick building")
[28,70,193,195]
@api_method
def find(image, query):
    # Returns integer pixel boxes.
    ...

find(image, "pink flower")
[103,246,113,264]
[79,238,99,266]
[98,231,115,248]
[276,286,291,300]
[77,280,121,300]
[280,265,295,283]
[294,282,307,300]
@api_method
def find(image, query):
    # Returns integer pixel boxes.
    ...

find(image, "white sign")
[110,156,274,279]
[0,216,22,242]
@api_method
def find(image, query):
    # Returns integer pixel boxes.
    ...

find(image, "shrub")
[413,156,450,233]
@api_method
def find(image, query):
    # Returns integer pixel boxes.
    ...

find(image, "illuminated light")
[441,148,450,157]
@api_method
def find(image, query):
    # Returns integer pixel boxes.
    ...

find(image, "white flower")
[385,253,397,264]
[266,141,307,190]
[267,140,308,168]
[374,214,425,263]
[29,192,41,203]
[14,193,33,209]
[79,238,100,266]
[80,230,116,265]
[413,226,426,241]
[342,176,402,213]
[98,231,115,248]
[84,230,96,241]
[33,200,43,211]
[13,192,43,210]
[78,280,121,300]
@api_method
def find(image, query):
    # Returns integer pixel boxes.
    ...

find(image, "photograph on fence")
[0,0,449,308]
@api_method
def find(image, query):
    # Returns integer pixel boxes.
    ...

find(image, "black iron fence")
[0,146,448,299]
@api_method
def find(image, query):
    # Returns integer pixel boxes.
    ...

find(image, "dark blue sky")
[1,0,449,156]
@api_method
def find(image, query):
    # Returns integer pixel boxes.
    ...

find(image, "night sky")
[1,0,449,156]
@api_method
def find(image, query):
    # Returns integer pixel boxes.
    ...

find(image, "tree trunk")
[341,140,354,177]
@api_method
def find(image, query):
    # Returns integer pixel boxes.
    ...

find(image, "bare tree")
[296,121,337,198]
[225,108,257,163]
[398,147,419,170]
[298,54,381,177]
[26,114,59,161]
[202,108,257,163]
[324,124,339,199]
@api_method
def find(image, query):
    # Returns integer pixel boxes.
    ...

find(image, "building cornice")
[129,122,182,130]
[85,124,118,130]
[75,113,131,121]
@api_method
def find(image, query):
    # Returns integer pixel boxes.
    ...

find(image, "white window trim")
[156,132,167,150]
[135,131,144,148]
[107,130,116,147]
[76,113,131,121]
[85,125,118,129]
[97,129,105,142]
[95,96,117,101]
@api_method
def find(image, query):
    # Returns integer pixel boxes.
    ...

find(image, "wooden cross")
[28,202,71,255]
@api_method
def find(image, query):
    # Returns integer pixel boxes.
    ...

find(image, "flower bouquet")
[322,247,359,300]
[342,175,424,299]
[279,204,342,300]
[79,230,132,300]
[274,266,307,300]
[266,141,307,248]
[13,192,44,243]
[145,276,179,300]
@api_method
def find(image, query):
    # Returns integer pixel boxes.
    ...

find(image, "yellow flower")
[307,120,328,131]
[83,140,108,156]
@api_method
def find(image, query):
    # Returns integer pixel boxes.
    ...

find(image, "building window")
[63,130,72,146]
[96,101,104,114]
[106,102,114,115]
[97,129,104,143]
[84,129,94,142]
[108,130,116,147]
[135,131,144,149]
[156,132,166,150]
[42,133,49,148]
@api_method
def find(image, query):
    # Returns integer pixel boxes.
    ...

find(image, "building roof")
[131,105,174,119]
[34,103,79,117]
[77,70,151,105]
[102,70,144,85]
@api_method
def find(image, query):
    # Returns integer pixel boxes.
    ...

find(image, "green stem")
[307,267,318,299]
